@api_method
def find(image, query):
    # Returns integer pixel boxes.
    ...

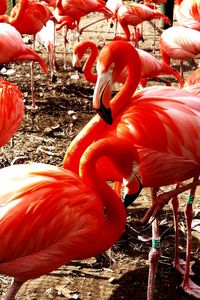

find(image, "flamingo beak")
[72,53,83,73]
[123,175,143,208]
[93,71,113,125]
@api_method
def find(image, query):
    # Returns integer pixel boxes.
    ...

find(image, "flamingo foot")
[173,259,195,276]
[181,278,200,298]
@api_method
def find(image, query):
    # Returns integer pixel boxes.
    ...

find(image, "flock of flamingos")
[0,0,200,299]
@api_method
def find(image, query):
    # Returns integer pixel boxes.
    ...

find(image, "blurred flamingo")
[175,0,200,31]
[53,9,77,69]
[160,26,200,78]
[0,80,24,148]
[64,41,200,299]
[35,19,58,81]
[187,67,200,86]
[0,136,140,299]
[115,2,171,46]
[0,23,48,109]
[72,39,184,87]
[0,0,7,14]
[55,0,112,40]
[0,0,53,108]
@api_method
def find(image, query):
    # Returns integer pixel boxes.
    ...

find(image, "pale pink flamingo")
[0,80,24,148]
[175,0,200,31]
[183,67,200,96]
[0,136,139,299]
[63,40,200,299]
[72,39,184,87]
[0,23,48,109]
[160,26,200,78]
[35,19,58,81]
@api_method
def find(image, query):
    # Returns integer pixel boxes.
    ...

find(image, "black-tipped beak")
[96,106,112,125]
[123,176,143,208]
[75,66,83,74]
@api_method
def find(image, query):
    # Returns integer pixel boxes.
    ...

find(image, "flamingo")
[0,23,48,109]
[0,137,140,300]
[0,0,7,14]
[55,0,112,40]
[72,39,184,87]
[0,80,24,148]
[63,40,200,299]
[159,26,200,78]
[187,67,200,86]
[35,19,58,81]
[175,0,200,31]
[115,2,171,46]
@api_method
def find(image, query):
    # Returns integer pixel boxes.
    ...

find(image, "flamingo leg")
[147,188,161,300]
[4,279,24,300]
[172,193,195,275]
[181,177,200,298]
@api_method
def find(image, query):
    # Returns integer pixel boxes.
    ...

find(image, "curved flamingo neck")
[108,42,142,117]
[79,139,129,254]
[63,42,142,172]
[80,41,98,83]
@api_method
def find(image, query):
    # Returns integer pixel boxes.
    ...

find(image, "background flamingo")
[63,41,200,299]
[0,137,140,299]
[116,1,171,46]
[55,0,112,39]
[175,0,200,31]
[159,26,200,78]
[72,39,184,87]
[0,80,24,148]
[0,23,48,109]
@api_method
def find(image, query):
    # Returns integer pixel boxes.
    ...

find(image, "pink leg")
[172,194,195,275]
[4,279,24,300]
[147,188,161,300]
[181,177,200,298]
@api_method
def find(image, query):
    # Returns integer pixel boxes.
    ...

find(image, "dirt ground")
[1,5,200,300]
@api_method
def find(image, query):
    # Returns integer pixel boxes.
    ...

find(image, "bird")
[0,136,140,300]
[63,40,200,299]
[187,66,200,86]
[115,2,171,46]
[55,0,112,39]
[72,39,184,87]
[35,19,58,82]
[0,23,48,109]
[175,0,200,31]
[0,80,24,148]
[0,0,53,38]
[159,26,200,78]
[0,0,7,15]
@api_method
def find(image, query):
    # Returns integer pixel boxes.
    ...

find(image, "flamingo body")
[56,0,112,23]
[116,2,170,40]
[175,0,200,31]
[0,137,139,299]
[0,80,24,147]
[0,0,53,35]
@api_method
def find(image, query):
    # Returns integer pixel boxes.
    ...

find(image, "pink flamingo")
[0,23,48,109]
[115,2,171,45]
[175,0,200,31]
[0,137,139,300]
[72,39,184,87]
[63,40,200,299]
[160,26,200,78]
[0,80,24,148]
[55,0,112,39]
[183,67,200,97]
